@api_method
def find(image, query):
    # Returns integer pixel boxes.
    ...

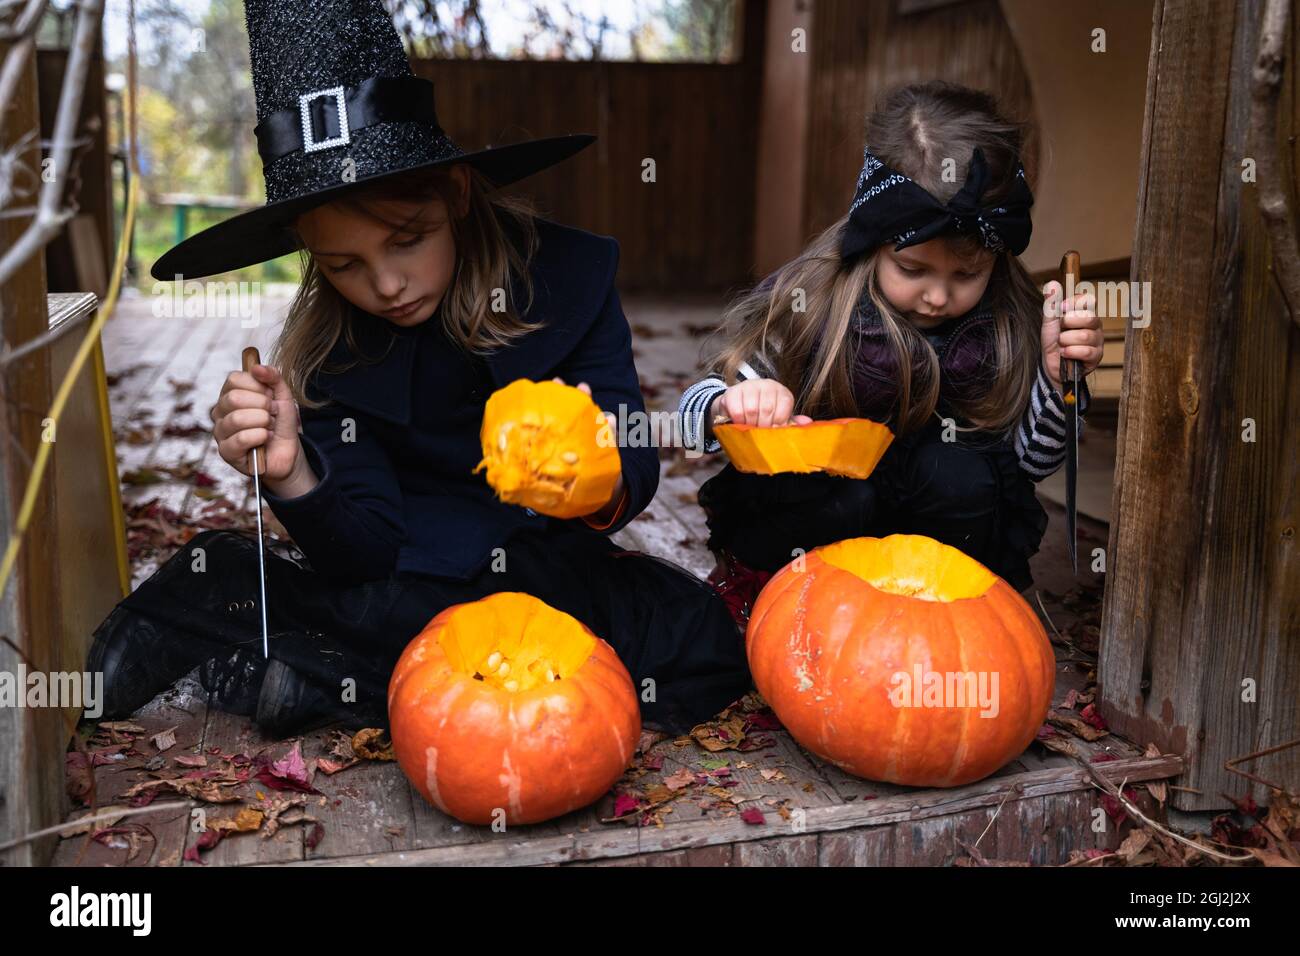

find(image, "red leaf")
[743,711,783,731]
[1099,793,1127,825]
[1079,703,1109,731]
[740,808,766,825]
[613,794,641,817]
[253,742,319,793]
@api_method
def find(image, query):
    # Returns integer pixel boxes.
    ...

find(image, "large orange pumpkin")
[475,378,621,518]
[388,591,640,825]
[746,535,1054,787]
[714,417,894,479]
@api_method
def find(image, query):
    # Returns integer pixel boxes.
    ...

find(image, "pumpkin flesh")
[715,417,894,479]
[475,379,621,518]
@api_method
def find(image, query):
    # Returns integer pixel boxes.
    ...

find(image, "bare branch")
[1249,0,1300,329]
[0,0,104,291]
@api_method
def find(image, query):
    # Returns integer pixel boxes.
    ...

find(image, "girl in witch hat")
[87,0,750,737]
[678,82,1106,629]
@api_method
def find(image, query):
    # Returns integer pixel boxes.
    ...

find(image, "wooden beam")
[1099,0,1300,811]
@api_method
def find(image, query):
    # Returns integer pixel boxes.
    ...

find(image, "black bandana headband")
[840,145,1034,262]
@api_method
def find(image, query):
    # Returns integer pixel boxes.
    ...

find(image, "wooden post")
[1099,0,1300,811]
[0,41,66,866]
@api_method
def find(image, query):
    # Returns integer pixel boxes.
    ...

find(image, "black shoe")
[254,659,387,738]
[199,645,270,717]
[86,602,216,719]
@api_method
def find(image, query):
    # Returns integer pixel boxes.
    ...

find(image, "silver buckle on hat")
[299,85,349,153]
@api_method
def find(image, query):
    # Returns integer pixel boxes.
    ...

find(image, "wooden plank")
[817,827,894,866]
[734,834,818,866]
[51,689,208,867]
[278,753,1180,866]
[995,795,1048,865]
[186,710,302,866]
[950,803,1001,863]
[300,732,416,861]
[894,814,956,866]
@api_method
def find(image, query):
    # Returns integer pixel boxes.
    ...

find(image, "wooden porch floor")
[54,290,1176,867]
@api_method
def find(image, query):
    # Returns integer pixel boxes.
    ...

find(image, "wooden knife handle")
[1058,251,1083,398]
[241,346,266,476]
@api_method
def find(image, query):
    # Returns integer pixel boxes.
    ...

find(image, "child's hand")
[713,378,813,428]
[550,376,617,434]
[1040,281,1104,394]
[550,377,625,521]
[211,363,303,483]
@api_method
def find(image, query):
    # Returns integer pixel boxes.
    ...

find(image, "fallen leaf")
[612,793,641,818]
[740,808,766,825]
[351,728,395,761]
[151,727,178,752]
[663,768,696,791]
[65,752,94,806]
[254,742,319,793]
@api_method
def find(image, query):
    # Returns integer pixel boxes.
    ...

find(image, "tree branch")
[1250,0,1300,329]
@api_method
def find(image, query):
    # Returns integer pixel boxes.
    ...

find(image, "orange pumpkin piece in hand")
[388,591,641,825]
[714,417,894,479]
[746,535,1054,788]
[475,379,621,519]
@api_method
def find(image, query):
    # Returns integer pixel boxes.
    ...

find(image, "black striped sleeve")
[1015,362,1091,482]
[677,351,779,454]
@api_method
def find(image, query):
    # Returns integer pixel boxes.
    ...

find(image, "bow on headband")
[839,146,1034,262]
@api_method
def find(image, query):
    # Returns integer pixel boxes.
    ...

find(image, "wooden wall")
[411,1,767,292]
[800,0,1039,242]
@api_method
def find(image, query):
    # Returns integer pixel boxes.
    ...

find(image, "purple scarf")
[848,294,999,426]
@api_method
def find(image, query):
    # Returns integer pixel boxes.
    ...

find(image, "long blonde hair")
[709,81,1042,436]
[273,165,542,410]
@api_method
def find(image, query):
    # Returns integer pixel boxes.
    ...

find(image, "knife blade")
[241,346,270,658]
[1058,251,1082,576]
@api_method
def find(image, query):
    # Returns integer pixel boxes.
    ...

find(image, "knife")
[241,346,271,658]
[1058,251,1082,576]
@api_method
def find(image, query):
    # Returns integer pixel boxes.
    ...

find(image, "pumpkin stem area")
[818,535,997,602]
[436,592,596,692]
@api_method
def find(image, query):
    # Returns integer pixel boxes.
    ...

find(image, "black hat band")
[254,75,442,167]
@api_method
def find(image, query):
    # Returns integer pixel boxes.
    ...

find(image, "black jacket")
[261,218,658,582]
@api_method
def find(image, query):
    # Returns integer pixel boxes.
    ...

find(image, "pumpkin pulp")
[434,592,596,692]
[817,535,996,602]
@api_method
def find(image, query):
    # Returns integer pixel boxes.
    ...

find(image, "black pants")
[106,526,752,735]
[698,418,1048,591]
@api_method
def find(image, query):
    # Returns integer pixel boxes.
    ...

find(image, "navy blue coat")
[261,219,658,583]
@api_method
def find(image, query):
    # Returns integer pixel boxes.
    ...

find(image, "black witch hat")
[150,0,593,280]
